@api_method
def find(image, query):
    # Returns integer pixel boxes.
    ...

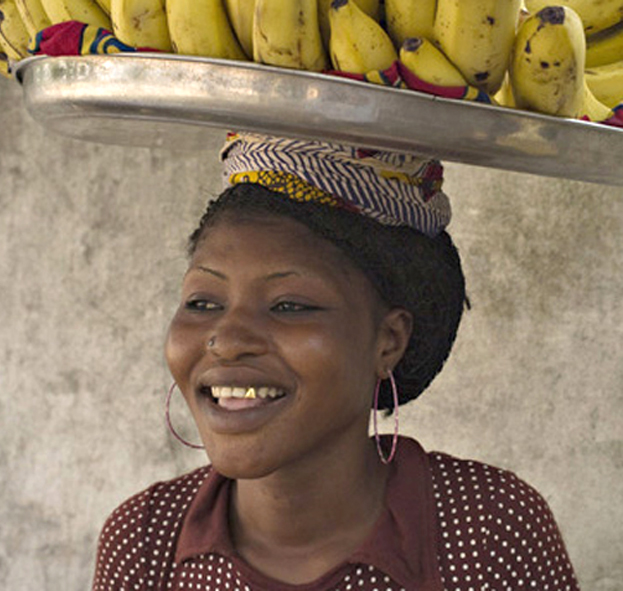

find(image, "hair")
[188,183,468,411]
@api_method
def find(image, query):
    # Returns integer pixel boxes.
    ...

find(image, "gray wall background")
[1,76,621,590]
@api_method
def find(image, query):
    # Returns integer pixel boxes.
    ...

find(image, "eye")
[184,298,222,312]
[271,301,321,313]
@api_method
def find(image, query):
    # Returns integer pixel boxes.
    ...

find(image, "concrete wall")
[1,76,621,590]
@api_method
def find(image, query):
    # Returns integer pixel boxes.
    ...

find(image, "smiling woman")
[91,134,580,590]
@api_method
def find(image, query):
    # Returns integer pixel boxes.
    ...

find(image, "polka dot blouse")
[92,437,580,590]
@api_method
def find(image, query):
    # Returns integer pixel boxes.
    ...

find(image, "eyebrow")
[192,266,301,281]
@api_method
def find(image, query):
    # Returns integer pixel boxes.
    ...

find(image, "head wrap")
[220,132,451,237]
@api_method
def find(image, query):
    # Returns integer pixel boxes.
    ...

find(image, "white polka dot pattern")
[91,454,580,590]
[429,452,580,591]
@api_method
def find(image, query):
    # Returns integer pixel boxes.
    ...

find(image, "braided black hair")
[188,183,468,411]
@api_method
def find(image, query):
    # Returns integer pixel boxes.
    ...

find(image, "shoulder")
[427,451,580,590]
[92,466,211,590]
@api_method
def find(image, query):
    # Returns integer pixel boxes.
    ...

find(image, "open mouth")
[201,385,288,409]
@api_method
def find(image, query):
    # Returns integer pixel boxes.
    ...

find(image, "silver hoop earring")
[373,371,400,464]
[165,383,204,450]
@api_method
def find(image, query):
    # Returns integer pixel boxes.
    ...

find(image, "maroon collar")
[176,436,443,590]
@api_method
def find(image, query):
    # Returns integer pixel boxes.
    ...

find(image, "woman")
[92,134,579,590]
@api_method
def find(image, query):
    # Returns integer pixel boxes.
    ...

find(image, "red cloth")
[91,436,580,590]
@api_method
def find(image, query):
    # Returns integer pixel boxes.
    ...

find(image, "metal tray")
[14,53,623,185]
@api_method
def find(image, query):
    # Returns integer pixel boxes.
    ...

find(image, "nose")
[207,305,269,362]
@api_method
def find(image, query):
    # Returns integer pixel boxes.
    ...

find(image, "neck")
[230,435,390,580]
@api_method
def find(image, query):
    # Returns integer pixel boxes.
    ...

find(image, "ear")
[375,307,413,378]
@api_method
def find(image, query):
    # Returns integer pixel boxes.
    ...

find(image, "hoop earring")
[373,371,399,464]
[166,383,204,450]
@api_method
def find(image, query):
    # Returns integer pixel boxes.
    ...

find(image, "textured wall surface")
[1,76,621,590]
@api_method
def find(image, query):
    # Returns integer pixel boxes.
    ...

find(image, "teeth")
[211,386,285,399]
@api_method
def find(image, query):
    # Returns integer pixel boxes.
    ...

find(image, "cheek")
[165,316,201,387]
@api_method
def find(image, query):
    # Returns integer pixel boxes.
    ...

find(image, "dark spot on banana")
[331,0,348,9]
[475,71,489,82]
[486,16,495,25]
[538,6,565,25]
[524,40,531,54]
[403,37,423,52]
[540,61,549,69]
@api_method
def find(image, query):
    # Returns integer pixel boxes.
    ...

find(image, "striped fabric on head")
[220,133,451,237]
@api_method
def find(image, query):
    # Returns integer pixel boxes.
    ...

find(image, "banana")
[0,0,30,59]
[94,0,109,14]
[224,0,255,58]
[492,71,516,107]
[585,60,623,107]
[385,0,437,49]
[586,20,623,67]
[329,0,397,73]
[40,0,112,28]
[0,50,10,77]
[399,36,469,86]
[111,0,171,51]
[318,0,380,48]
[579,81,615,119]
[433,0,522,95]
[253,0,328,71]
[167,0,247,59]
[15,0,51,38]
[510,6,586,117]
[524,0,623,36]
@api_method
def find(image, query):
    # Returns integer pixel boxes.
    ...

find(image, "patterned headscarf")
[220,133,451,237]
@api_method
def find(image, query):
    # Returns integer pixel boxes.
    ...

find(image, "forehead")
[192,214,357,277]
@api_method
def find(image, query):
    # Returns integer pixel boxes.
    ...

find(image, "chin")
[205,443,284,481]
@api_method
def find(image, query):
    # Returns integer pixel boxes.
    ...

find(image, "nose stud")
[208,336,216,348]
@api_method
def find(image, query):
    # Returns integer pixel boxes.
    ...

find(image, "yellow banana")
[111,0,171,50]
[167,0,246,59]
[586,20,623,67]
[399,36,468,86]
[15,0,51,38]
[385,0,437,49]
[318,0,380,48]
[510,6,586,117]
[433,0,522,95]
[94,0,109,14]
[329,0,397,73]
[492,71,516,108]
[579,80,615,119]
[0,50,10,77]
[585,60,623,107]
[253,0,328,71]
[0,0,30,59]
[224,0,255,58]
[40,0,112,27]
[524,0,623,36]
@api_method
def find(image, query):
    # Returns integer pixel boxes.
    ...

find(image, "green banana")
[510,6,586,117]
[318,0,380,48]
[586,20,623,67]
[525,0,623,36]
[0,0,30,59]
[399,36,468,86]
[433,0,522,95]
[15,0,51,38]
[167,0,247,59]
[110,0,171,50]
[385,0,437,49]
[224,0,255,58]
[40,0,112,28]
[254,0,328,71]
[585,60,623,107]
[329,0,397,74]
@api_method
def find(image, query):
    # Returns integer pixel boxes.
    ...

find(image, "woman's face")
[165,213,410,479]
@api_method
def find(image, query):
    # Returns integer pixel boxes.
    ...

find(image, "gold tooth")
[244,387,257,399]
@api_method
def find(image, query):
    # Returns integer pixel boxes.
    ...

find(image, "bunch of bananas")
[1,0,622,121]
